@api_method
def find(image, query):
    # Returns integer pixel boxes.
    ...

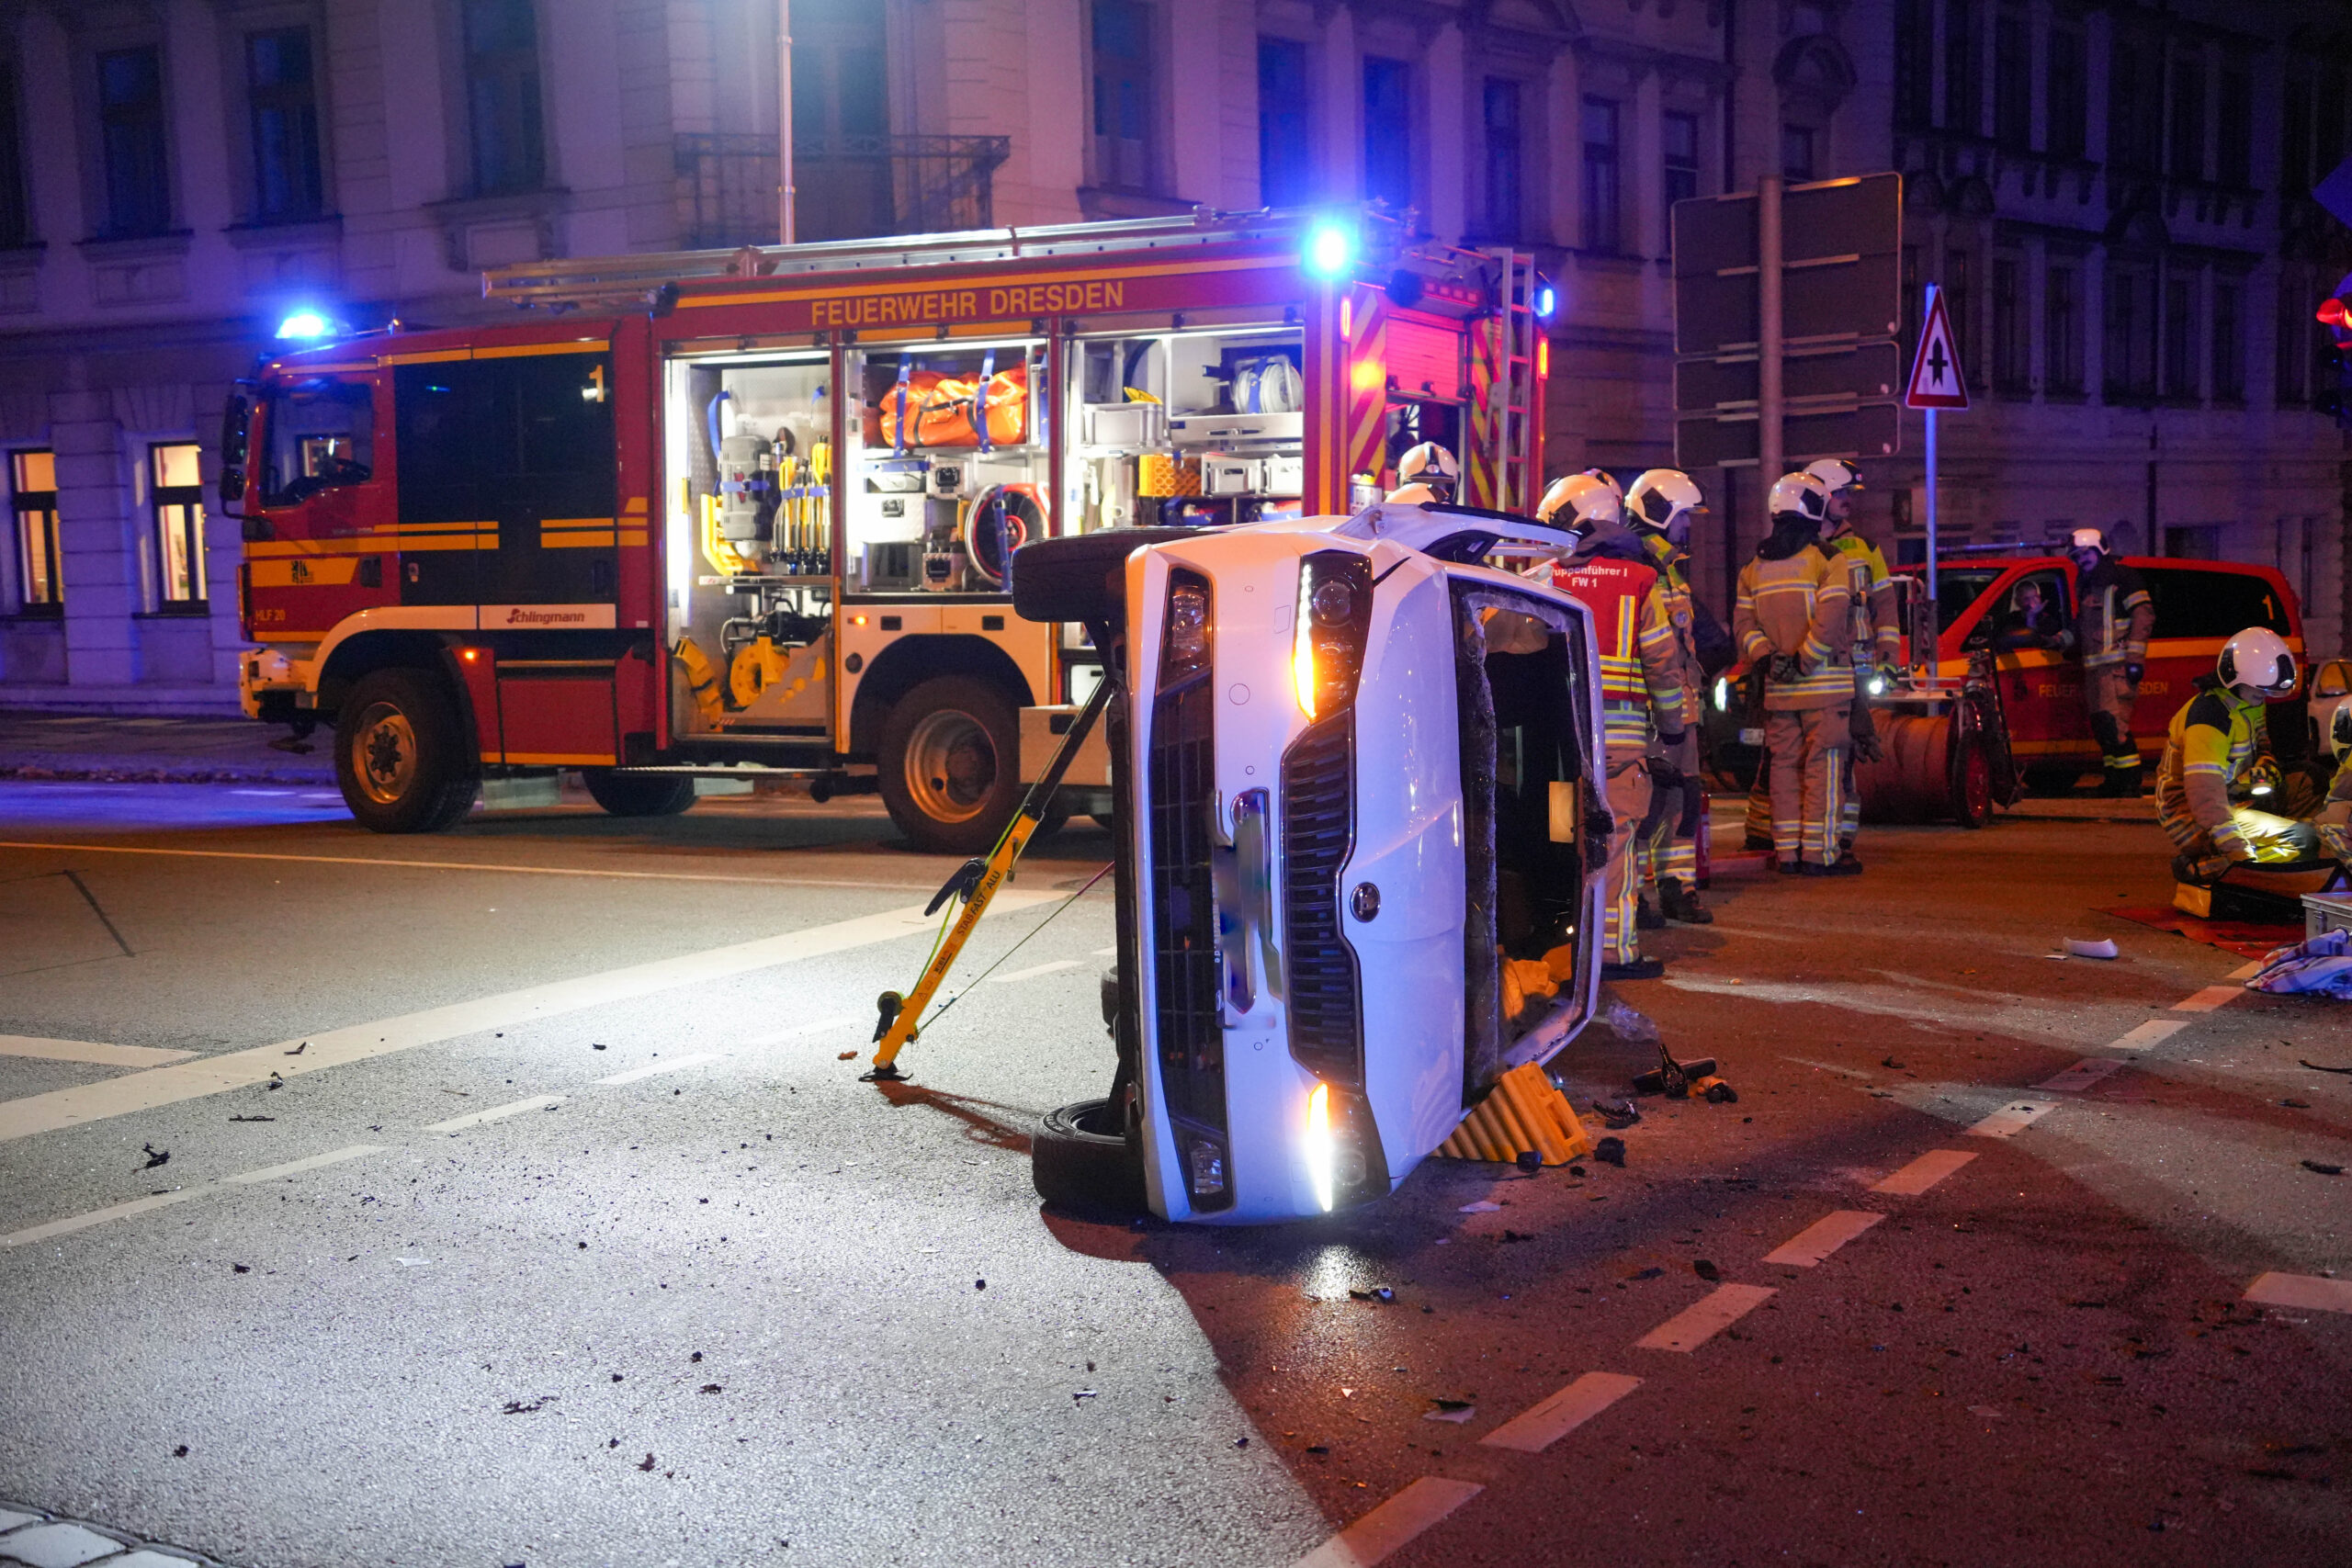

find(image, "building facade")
[0,0,2344,714]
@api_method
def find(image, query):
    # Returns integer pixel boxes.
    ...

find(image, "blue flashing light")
[1305,222,1355,280]
[1534,283,1557,320]
[275,310,334,341]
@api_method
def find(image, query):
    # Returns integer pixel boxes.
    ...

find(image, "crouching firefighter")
[2156,628,2316,883]
[1624,467,1730,923]
[2069,528,2155,796]
[1733,472,1858,874]
[1538,473,1688,979]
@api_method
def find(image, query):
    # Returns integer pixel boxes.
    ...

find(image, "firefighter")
[1623,468,1721,924]
[1808,457,1900,869]
[2315,703,2352,870]
[2155,628,2314,882]
[1733,471,1857,874]
[1388,442,1460,504]
[1538,473,1687,978]
[2069,527,2156,796]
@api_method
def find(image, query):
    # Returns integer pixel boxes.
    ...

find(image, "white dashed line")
[595,1054,719,1086]
[741,1015,863,1045]
[2037,1056,2131,1093]
[2170,986,2242,1013]
[424,1095,565,1134]
[2104,1020,2187,1052]
[1760,1210,1884,1268]
[0,1035,194,1068]
[2227,961,2264,981]
[1294,1477,1486,1568]
[2245,1272,2352,1314]
[1871,1148,1976,1195]
[1633,1283,1777,1352]
[1,1144,382,1247]
[989,959,1085,985]
[220,1145,384,1185]
[1479,1371,1642,1453]
[1965,1100,2059,1138]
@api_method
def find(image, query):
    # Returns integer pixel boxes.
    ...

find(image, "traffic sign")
[1904,288,1970,410]
[1671,174,1904,355]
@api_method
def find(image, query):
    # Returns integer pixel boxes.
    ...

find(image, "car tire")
[1010,527,1199,626]
[582,770,697,818]
[334,667,477,834]
[878,674,1023,854]
[1031,1098,1148,1215]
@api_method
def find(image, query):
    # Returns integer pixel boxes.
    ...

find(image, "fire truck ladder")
[1485,249,1543,516]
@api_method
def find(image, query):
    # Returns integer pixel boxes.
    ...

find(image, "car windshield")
[1929,567,2004,638]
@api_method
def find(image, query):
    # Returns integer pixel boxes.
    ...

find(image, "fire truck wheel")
[581,770,697,818]
[879,675,1023,854]
[334,668,478,834]
[1032,1098,1147,1215]
[1010,527,1200,625]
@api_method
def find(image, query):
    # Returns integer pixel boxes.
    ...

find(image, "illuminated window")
[151,442,206,608]
[11,448,60,614]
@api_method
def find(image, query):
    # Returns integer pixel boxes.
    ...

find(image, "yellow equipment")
[1437,1063,1594,1167]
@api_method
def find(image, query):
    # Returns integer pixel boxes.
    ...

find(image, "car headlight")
[1305,1080,1378,1212]
[1712,676,1729,712]
[1293,554,1374,720]
[1162,570,1213,681]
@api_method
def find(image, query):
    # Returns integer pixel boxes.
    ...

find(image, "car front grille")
[1148,671,1227,1152]
[1281,713,1362,1089]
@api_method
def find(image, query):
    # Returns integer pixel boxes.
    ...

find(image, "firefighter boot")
[1637,896,1666,930]
[1658,877,1713,924]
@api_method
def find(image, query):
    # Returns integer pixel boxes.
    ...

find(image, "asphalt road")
[1,781,2346,1568]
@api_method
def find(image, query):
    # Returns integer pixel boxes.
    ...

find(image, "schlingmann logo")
[505,607,588,626]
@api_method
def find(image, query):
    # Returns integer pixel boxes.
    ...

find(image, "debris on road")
[140,1144,168,1169]
[232,1264,249,1274]
[1073,1389,1097,1402]
[1458,1200,1503,1213]
[699,1384,723,1393]
[1632,1266,1664,1280]
[837,1050,859,1060]
[285,1041,308,1055]
[975,1279,987,1291]
[593,1043,607,1051]
[1590,1097,1641,1127]
[636,1452,656,1471]
[1694,1259,1722,1280]
[1347,1288,1396,1303]
[2298,1059,2352,1075]
[501,1396,555,1414]
[228,1114,274,1122]
[1424,1400,1476,1424]
[2063,938,2120,959]
[173,1445,188,1457]
[2284,1099,2312,1109]
[1595,1136,1626,1167]
[2301,1160,2344,1176]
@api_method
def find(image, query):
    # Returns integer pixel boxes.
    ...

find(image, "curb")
[0,1499,232,1568]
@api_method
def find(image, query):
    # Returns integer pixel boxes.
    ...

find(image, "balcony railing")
[674,132,1012,248]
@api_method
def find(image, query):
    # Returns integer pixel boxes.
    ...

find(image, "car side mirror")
[218,392,251,513]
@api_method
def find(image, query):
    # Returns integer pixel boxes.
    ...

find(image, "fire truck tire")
[581,770,697,818]
[878,675,1023,854]
[1032,1098,1148,1215]
[334,668,480,834]
[1010,527,1199,626]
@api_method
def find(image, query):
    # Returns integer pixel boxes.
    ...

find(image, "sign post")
[1903,282,1970,622]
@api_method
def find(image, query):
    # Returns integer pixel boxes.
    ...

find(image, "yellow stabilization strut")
[1437,1062,1594,1167]
[865,677,1114,1081]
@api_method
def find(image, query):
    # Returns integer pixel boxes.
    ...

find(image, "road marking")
[1965,1100,2058,1138]
[1,1144,381,1247]
[2227,961,2264,982]
[0,897,1050,1145]
[2171,986,2241,1013]
[1633,1283,1776,1352]
[989,959,1084,985]
[2245,1271,2352,1314]
[424,1094,566,1134]
[1761,1210,1884,1268]
[595,1054,718,1086]
[2104,1020,2187,1052]
[741,1015,863,1046]
[2038,1056,2130,1093]
[1478,1371,1642,1453]
[1295,1476,1486,1568]
[0,840,948,892]
[1871,1148,1975,1195]
[0,1035,194,1068]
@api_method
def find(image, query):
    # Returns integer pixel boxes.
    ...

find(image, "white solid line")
[1871,1148,1976,1196]
[2245,1271,2352,1314]
[2170,985,2242,1013]
[0,840,946,892]
[0,896,1052,1145]
[2227,961,2264,982]
[595,1053,719,1086]
[1633,1283,1777,1352]
[740,1015,863,1046]
[2038,1056,2129,1093]
[2104,1020,2188,1052]
[1479,1371,1642,1453]
[424,1094,566,1133]
[0,1035,194,1068]
[1294,1476,1486,1568]
[1761,1210,1885,1268]
[1965,1100,2059,1138]
[220,1144,384,1184]
[1091,945,1118,956]
[989,959,1085,985]
[2,1144,384,1247]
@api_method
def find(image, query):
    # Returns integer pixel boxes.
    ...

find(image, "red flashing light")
[1537,337,1550,379]
[2321,296,2348,327]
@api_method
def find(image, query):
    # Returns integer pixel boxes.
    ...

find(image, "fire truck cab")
[225,209,1546,849]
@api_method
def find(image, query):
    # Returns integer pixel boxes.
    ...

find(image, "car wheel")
[582,770,696,818]
[1031,1098,1148,1215]
[1010,527,1200,625]
[878,674,1023,854]
[334,668,476,834]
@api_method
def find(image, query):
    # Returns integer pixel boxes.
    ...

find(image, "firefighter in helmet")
[2314,702,2352,871]
[1733,471,1857,874]
[1388,442,1460,504]
[1538,472,1687,978]
[1807,457,1898,869]
[2069,528,2155,796]
[1623,468,1723,924]
[2155,628,2316,882]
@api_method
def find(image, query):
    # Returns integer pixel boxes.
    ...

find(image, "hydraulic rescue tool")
[863,676,1115,1081]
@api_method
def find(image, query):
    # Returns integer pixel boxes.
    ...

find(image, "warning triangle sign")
[1905,289,1970,410]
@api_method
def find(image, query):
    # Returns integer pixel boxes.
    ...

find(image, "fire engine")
[223,209,1548,850]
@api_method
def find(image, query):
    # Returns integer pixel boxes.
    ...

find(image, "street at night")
[3,779,2346,1567]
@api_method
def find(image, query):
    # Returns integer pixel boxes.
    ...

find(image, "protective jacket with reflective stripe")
[1552,544,1686,750]
[1734,544,1852,711]
[2154,680,2266,853]
[1829,534,1902,666]
[2075,558,2154,670]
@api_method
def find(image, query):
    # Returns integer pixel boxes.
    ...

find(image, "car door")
[1977,565,2087,761]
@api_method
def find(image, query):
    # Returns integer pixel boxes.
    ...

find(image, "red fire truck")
[224,209,1547,850]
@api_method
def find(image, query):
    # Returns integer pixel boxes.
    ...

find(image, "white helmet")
[1767,470,1831,524]
[1581,467,1625,500]
[1396,442,1460,498]
[1536,472,1623,531]
[1803,457,1863,493]
[2217,626,2298,698]
[1626,468,1706,533]
[2068,527,2108,556]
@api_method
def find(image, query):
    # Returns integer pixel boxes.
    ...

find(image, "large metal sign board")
[1903,288,1971,410]
[1672,402,1901,471]
[1671,174,1904,356]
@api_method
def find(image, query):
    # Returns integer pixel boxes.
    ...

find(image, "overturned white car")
[1012,502,1609,1224]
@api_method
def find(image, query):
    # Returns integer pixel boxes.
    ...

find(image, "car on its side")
[1011,503,1608,1224]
